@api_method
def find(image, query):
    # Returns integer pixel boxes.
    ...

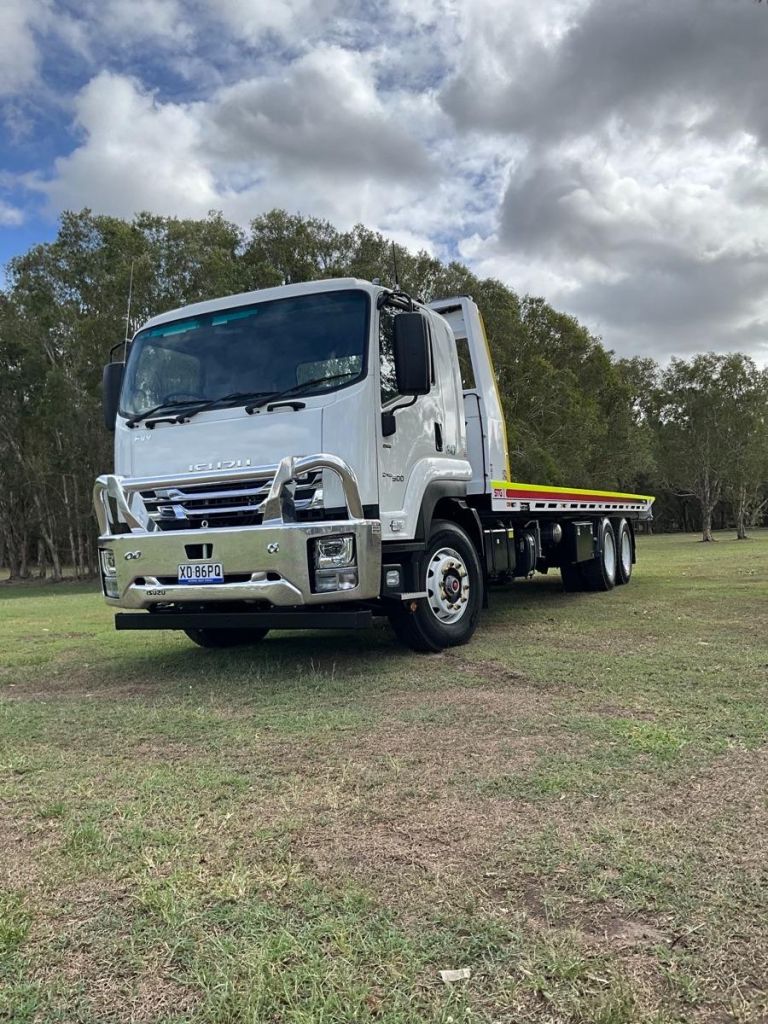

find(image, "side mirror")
[102,361,125,430]
[393,312,431,396]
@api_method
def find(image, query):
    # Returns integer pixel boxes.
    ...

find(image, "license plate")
[177,562,224,584]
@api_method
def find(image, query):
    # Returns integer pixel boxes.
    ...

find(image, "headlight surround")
[313,534,355,569]
[310,535,358,594]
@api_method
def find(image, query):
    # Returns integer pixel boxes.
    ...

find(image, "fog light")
[385,569,400,588]
[314,568,358,593]
[313,535,355,569]
[336,569,358,591]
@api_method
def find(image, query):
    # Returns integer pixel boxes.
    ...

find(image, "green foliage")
[651,354,768,539]
[1,208,766,576]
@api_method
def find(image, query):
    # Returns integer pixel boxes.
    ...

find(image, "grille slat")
[140,472,322,529]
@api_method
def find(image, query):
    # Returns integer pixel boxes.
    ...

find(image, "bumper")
[94,455,382,610]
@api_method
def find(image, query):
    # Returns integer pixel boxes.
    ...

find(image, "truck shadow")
[100,575,571,695]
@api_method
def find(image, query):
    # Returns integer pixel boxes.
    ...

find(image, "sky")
[1,0,768,363]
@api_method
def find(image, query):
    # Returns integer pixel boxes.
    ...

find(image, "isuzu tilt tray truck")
[95,278,654,651]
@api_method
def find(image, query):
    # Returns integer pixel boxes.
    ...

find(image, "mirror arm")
[381,395,418,438]
[109,340,130,361]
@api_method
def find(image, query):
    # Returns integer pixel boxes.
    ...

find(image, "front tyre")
[388,520,483,653]
[184,627,270,648]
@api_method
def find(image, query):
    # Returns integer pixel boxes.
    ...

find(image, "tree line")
[1,209,766,580]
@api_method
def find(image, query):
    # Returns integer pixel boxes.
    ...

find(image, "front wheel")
[184,627,270,648]
[388,520,483,653]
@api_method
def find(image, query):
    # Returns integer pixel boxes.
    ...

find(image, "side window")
[379,307,436,404]
[379,306,400,405]
[455,337,476,390]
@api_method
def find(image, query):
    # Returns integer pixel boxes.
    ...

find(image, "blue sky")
[2,0,768,362]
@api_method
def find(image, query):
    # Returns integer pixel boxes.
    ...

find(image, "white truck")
[95,278,654,651]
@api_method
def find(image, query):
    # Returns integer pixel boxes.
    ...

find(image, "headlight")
[99,548,117,577]
[313,535,355,569]
[99,548,119,598]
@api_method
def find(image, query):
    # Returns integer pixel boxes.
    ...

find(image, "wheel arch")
[424,491,487,609]
[417,484,484,559]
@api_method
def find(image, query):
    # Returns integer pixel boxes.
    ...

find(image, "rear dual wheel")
[613,518,633,585]
[580,517,617,591]
[561,517,632,592]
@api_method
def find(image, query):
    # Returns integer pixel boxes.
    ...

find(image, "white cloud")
[29,54,462,246]
[7,0,768,362]
[34,72,217,218]
[204,0,340,45]
[0,2,46,96]
[96,0,192,46]
[0,199,24,226]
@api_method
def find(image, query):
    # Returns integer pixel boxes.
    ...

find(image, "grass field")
[1,532,767,1023]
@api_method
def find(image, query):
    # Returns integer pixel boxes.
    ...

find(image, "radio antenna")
[123,259,135,346]
[391,241,400,290]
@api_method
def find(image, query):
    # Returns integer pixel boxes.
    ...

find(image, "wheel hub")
[427,546,471,624]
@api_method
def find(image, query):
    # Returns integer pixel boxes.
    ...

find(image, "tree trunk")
[62,474,79,575]
[736,484,748,539]
[699,471,719,542]
[33,495,62,581]
[36,538,47,579]
[701,506,713,542]
[19,535,30,578]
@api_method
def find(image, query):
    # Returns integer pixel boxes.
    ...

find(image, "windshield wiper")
[151,390,275,424]
[127,375,358,428]
[134,391,275,428]
[125,398,213,428]
[244,373,358,414]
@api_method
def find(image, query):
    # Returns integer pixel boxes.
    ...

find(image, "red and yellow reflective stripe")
[491,480,655,504]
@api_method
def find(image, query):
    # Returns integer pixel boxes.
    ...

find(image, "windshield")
[120,289,369,418]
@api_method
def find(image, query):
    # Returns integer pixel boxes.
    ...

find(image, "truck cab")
[96,277,653,651]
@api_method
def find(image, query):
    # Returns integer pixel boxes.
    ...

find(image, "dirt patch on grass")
[439,650,529,687]
[0,811,58,891]
[15,874,200,1023]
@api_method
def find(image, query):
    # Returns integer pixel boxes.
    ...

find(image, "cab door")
[376,306,443,539]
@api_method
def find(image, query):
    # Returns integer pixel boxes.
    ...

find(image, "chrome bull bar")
[93,454,381,609]
[93,453,365,535]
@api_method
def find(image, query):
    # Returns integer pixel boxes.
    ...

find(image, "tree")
[2,207,764,579]
[718,358,768,539]
[651,354,763,542]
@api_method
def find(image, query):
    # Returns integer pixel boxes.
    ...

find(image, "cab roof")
[140,278,381,333]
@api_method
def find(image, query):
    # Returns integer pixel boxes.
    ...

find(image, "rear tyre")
[388,520,483,653]
[184,627,270,648]
[580,517,617,592]
[613,518,633,586]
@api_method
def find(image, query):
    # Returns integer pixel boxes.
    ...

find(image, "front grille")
[141,473,321,530]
